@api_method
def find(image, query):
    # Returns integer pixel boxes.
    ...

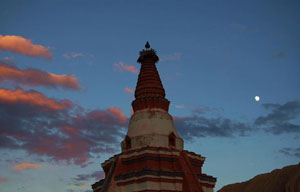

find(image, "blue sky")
[0,0,299,191]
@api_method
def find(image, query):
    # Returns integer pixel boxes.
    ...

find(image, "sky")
[0,0,299,191]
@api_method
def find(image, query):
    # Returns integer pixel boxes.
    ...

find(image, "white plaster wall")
[122,110,184,150]
[128,110,179,137]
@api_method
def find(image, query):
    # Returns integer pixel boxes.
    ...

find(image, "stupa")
[92,42,216,192]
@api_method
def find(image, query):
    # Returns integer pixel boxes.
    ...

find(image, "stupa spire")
[132,42,170,112]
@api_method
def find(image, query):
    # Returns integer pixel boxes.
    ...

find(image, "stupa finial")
[145,41,150,49]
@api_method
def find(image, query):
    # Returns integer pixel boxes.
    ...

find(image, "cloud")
[0,62,80,90]
[71,171,104,191]
[279,147,300,158]
[272,51,287,60]
[73,171,104,182]
[114,61,138,73]
[230,24,259,33]
[2,57,13,62]
[124,87,134,93]
[12,163,44,171]
[0,35,52,59]
[63,53,84,59]
[255,101,300,134]
[0,88,72,111]
[174,113,251,140]
[108,107,127,124]
[230,23,247,31]
[174,101,300,141]
[171,104,184,109]
[0,90,127,166]
[69,183,91,190]
[0,178,7,183]
[160,52,182,62]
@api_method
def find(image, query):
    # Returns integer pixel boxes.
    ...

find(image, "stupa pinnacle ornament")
[92,42,216,192]
[145,41,150,49]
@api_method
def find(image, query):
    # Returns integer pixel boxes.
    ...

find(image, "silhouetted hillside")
[218,163,300,192]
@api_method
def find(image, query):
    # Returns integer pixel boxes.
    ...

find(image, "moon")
[255,96,260,101]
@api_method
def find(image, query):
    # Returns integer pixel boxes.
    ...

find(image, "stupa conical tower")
[92,42,216,192]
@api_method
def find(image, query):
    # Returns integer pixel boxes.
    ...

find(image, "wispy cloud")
[125,87,134,93]
[0,178,7,183]
[230,23,259,33]
[230,23,247,31]
[63,52,84,59]
[0,62,81,90]
[175,114,251,140]
[171,104,184,109]
[114,61,138,74]
[175,100,300,141]
[12,163,44,171]
[0,35,52,59]
[73,171,104,183]
[160,52,182,62]
[279,147,300,158]
[271,49,287,60]
[69,183,91,190]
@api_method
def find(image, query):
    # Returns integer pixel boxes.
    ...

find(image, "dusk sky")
[0,0,300,191]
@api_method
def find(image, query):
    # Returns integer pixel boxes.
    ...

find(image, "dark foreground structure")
[92,42,216,192]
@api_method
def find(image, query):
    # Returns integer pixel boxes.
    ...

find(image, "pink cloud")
[61,126,80,135]
[63,53,71,59]
[71,53,83,58]
[0,62,80,90]
[88,106,127,125]
[12,163,44,171]
[108,107,127,124]
[0,178,7,183]
[114,61,138,73]
[69,183,91,189]
[0,88,126,167]
[0,35,52,59]
[0,88,72,111]
[125,87,134,93]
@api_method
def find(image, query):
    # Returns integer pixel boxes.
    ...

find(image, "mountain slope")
[218,163,300,192]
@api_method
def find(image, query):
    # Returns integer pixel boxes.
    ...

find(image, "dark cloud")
[279,147,300,158]
[73,171,104,182]
[272,51,287,60]
[175,101,300,141]
[255,101,300,134]
[0,89,127,166]
[174,114,251,140]
[271,48,287,60]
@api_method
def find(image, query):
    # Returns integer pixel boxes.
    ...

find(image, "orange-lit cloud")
[0,35,52,59]
[62,126,80,135]
[0,88,72,110]
[0,178,7,183]
[114,61,138,73]
[69,183,91,189]
[125,87,134,93]
[12,163,44,171]
[108,106,127,124]
[0,63,80,90]
[87,106,127,125]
